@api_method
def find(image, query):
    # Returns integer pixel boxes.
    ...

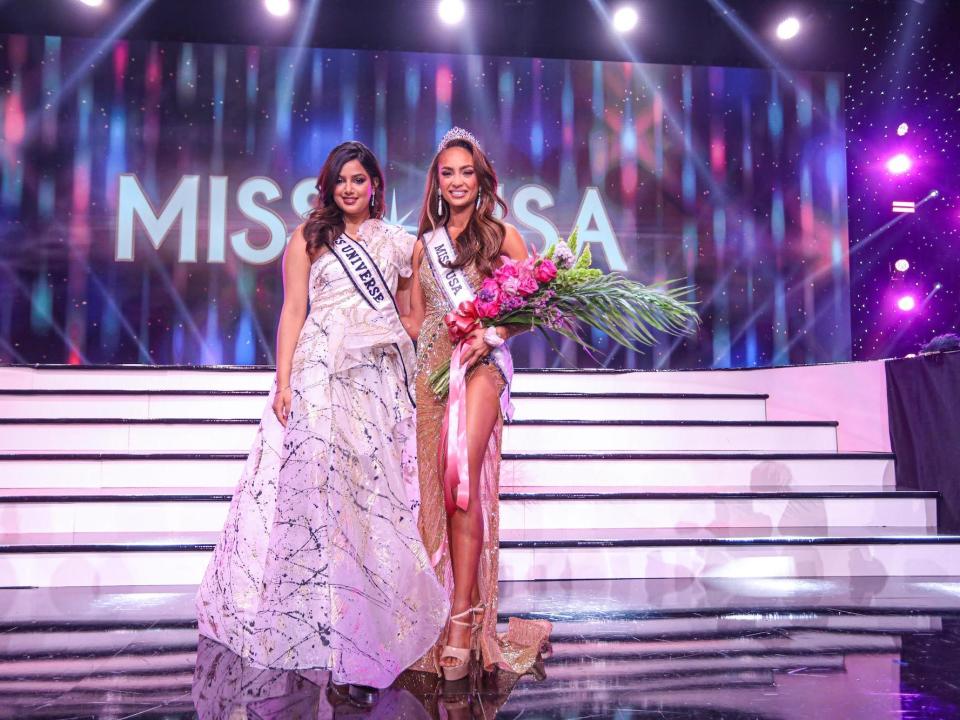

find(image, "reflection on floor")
[2,577,960,719]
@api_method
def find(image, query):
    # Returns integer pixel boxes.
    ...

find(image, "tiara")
[438,127,481,152]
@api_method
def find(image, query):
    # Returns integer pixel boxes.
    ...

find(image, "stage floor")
[3,577,960,719]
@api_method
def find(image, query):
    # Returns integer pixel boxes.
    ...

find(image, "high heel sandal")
[440,606,482,682]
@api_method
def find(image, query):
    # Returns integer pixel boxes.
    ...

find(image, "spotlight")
[894,259,910,272]
[776,16,801,40]
[897,122,909,136]
[612,5,640,33]
[264,0,291,17]
[886,153,912,175]
[438,0,466,25]
[897,295,916,312]
[76,0,105,6]
[935,282,943,290]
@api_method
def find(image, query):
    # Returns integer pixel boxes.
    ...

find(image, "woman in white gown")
[196,141,447,701]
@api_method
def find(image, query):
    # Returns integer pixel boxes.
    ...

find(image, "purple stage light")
[897,295,917,312]
[895,259,910,272]
[897,122,909,136]
[886,153,912,175]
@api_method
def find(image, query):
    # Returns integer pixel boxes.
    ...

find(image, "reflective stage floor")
[3,577,960,719]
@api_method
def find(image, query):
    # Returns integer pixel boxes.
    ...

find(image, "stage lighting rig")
[612,5,639,33]
[897,295,917,312]
[438,0,466,25]
[776,16,801,40]
[886,153,912,175]
[265,0,292,18]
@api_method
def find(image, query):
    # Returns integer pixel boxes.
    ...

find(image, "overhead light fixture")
[776,16,801,40]
[265,0,292,18]
[438,0,466,25]
[612,5,639,33]
[76,0,106,6]
[897,295,916,312]
[886,153,912,175]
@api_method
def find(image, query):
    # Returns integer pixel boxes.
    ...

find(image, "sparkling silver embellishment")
[438,126,481,152]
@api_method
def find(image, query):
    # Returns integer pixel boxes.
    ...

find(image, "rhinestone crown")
[437,126,481,152]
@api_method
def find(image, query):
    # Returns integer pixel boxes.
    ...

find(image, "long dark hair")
[417,137,508,277]
[304,141,385,256]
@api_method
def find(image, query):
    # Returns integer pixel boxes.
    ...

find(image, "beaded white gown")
[196,218,447,689]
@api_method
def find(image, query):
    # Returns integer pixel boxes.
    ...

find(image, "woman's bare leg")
[441,369,500,666]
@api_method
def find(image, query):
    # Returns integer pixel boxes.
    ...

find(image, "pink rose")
[517,268,539,296]
[501,276,520,296]
[476,278,502,318]
[534,258,558,284]
[493,258,519,285]
[476,300,500,318]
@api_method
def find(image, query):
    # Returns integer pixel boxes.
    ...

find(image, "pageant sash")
[423,227,476,309]
[422,228,514,520]
[330,232,415,408]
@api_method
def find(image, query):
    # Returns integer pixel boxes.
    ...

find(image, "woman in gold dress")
[402,128,551,682]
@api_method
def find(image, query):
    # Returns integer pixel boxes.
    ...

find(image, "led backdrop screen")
[0,34,851,368]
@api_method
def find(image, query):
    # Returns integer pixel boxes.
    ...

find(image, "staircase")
[0,364,957,588]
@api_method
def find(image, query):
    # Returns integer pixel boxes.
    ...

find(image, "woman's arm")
[398,239,426,341]
[272,225,311,426]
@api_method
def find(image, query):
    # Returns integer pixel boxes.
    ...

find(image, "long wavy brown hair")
[417,137,508,277]
[303,141,385,257]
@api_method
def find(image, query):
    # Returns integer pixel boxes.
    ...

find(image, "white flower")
[553,240,575,270]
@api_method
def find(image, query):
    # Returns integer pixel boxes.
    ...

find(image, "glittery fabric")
[196,219,448,689]
[411,254,551,676]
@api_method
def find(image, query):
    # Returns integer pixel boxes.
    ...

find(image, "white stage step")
[504,420,837,453]
[0,632,896,677]
[0,389,769,422]
[499,528,960,581]
[0,487,935,534]
[5,578,955,629]
[2,528,959,586]
[0,418,838,454]
[0,366,276,392]
[0,364,870,401]
[0,452,896,490]
[0,617,932,660]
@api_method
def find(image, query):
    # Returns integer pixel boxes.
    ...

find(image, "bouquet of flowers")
[430,230,700,398]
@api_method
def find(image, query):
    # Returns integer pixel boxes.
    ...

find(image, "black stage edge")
[887,350,960,532]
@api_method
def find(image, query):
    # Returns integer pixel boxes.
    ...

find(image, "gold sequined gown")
[411,254,552,676]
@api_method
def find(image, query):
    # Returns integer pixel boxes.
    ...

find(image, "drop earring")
[437,188,443,216]
[476,193,482,211]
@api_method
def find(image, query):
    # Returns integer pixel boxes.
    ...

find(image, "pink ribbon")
[440,341,471,516]
[443,300,481,343]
